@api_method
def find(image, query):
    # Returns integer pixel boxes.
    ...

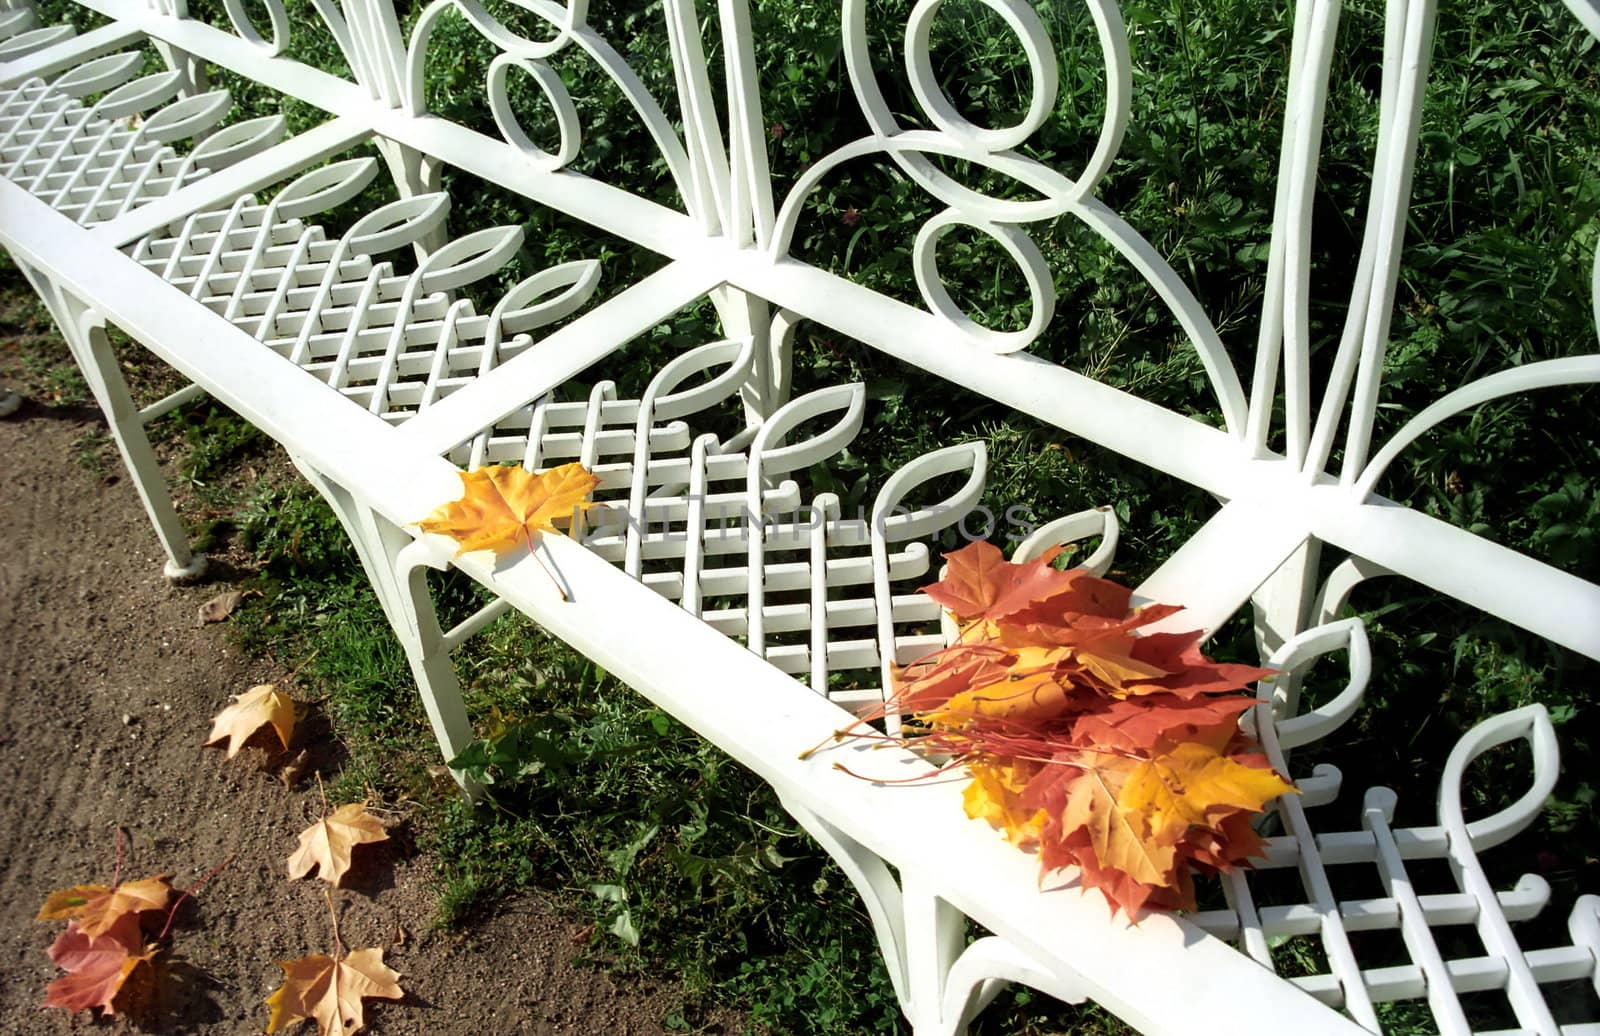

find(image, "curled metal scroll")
[404,0,696,202]
[768,0,1249,434]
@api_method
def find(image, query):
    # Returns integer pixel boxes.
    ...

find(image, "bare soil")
[0,397,740,1034]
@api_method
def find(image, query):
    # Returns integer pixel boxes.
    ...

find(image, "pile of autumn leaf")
[872,542,1296,916]
[411,463,1297,916]
[37,684,401,1033]
[409,463,1298,917]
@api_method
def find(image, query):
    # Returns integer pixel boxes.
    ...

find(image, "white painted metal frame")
[1,0,1598,1031]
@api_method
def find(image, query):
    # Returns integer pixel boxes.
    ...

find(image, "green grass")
[4,0,1598,1033]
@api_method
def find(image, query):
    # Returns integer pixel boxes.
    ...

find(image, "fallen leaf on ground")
[41,914,151,1015]
[197,590,247,625]
[265,947,403,1035]
[205,684,295,758]
[287,803,389,887]
[416,463,599,556]
[38,874,173,937]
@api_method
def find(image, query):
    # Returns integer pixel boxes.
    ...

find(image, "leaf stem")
[830,758,969,783]
[282,648,321,684]
[323,886,344,959]
[797,723,865,761]
[158,853,237,942]
[524,527,569,601]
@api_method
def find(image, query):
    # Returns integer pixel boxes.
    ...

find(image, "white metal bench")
[2,0,1598,1031]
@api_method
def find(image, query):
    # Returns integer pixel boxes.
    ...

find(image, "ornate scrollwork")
[403,0,697,201]
[220,0,290,55]
[769,0,1252,434]
[766,0,1600,483]
[486,53,578,171]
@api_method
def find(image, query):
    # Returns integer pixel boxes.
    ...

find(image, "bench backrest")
[14,0,1600,646]
[61,0,1597,660]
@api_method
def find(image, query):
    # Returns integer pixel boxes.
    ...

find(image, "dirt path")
[0,402,737,1034]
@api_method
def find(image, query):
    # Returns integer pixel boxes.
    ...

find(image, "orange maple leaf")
[204,684,296,758]
[1121,630,1277,698]
[287,803,389,887]
[919,541,1018,619]
[1069,695,1256,752]
[38,874,173,937]
[1070,635,1171,693]
[417,463,600,556]
[1001,570,1136,628]
[891,644,1012,714]
[1183,810,1270,873]
[925,541,1117,624]
[41,913,152,1016]
[1065,834,1193,915]
[932,645,1075,724]
[265,947,403,1036]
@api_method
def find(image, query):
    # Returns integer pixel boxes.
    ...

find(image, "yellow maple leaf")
[204,684,295,758]
[1072,641,1170,693]
[265,947,403,1036]
[287,803,389,888]
[1060,765,1175,886]
[1119,741,1296,845]
[38,875,173,937]
[933,646,1074,724]
[416,463,600,556]
[963,760,1047,846]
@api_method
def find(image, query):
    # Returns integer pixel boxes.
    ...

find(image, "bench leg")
[18,264,206,581]
[709,286,786,424]
[1250,538,1320,717]
[781,795,1086,1034]
[150,38,208,97]
[293,460,482,799]
[374,137,448,258]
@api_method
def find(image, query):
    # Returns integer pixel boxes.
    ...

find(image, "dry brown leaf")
[41,914,152,1016]
[287,803,389,887]
[196,590,246,625]
[265,947,402,1036]
[38,875,173,937]
[204,684,295,758]
[37,885,107,921]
